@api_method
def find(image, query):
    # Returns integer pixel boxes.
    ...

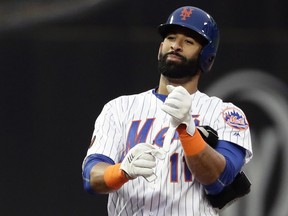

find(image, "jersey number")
[170,153,193,182]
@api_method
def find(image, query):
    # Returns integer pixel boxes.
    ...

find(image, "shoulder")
[104,89,154,109]
[113,89,153,102]
[193,90,224,108]
[195,91,246,112]
[202,92,250,137]
[221,102,249,131]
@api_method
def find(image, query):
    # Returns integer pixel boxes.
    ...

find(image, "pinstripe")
[177,171,182,215]
[84,89,252,215]
[148,188,154,213]
[209,99,221,126]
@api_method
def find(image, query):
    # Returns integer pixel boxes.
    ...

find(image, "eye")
[185,39,194,45]
[166,34,176,40]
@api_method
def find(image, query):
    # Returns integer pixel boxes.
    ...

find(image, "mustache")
[162,51,187,62]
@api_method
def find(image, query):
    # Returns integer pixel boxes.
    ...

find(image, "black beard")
[158,52,199,79]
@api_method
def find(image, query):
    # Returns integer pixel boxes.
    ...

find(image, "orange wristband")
[177,125,206,156]
[103,163,129,190]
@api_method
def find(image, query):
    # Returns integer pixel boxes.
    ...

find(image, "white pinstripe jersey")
[85,89,253,216]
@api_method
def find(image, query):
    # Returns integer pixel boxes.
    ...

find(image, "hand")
[120,143,164,181]
[161,85,196,135]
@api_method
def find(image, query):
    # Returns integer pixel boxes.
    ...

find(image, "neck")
[157,74,200,95]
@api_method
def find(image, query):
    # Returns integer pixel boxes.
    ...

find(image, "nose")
[170,40,182,52]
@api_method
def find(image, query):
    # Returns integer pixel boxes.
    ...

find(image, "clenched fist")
[161,85,196,135]
[120,143,164,182]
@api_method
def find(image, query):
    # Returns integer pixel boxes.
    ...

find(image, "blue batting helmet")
[158,6,219,73]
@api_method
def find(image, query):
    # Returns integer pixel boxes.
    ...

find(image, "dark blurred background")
[1,0,287,215]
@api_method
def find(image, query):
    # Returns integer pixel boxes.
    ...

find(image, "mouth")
[166,53,183,62]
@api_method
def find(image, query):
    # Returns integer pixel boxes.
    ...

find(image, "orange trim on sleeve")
[103,163,129,190]
[177,125,206,156]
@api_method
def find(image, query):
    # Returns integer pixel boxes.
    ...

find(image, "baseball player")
[82,6,253,216]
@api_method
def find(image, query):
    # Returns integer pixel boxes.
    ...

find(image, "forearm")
[90,162,113,193]
[90,162,129,194]
[185,145,226,184]
[177,125,226,185]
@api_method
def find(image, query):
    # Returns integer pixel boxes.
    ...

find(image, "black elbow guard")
[197,126,252,209]
[197,125,218,148]
[206,171,251,209]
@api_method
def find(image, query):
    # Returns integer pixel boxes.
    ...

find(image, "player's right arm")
[81,99,130,194]
[82,153,119,194]
[82,143,161,194]
[89,162,128,194]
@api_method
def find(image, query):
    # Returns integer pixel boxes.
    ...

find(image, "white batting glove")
[120,143,164,181]
[161,85,196,136]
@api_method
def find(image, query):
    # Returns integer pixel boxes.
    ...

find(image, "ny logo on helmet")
[180,7,193,20]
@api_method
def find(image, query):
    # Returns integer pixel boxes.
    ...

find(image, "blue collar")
[152,88,167,102]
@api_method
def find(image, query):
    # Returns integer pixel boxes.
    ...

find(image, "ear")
[158,42,163,60]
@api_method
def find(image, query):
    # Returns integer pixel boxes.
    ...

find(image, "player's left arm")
[162,85,246,190]
[195,126,251,209]
[177,125,227,185]
[178,124,246,193]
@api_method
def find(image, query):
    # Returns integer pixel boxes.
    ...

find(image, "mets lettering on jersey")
[85,89,252,216]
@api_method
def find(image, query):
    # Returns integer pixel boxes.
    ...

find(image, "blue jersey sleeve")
[204,140,246,195]
[82,154,115,194]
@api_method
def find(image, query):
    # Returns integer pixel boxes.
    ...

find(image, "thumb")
[166,85,175,93]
